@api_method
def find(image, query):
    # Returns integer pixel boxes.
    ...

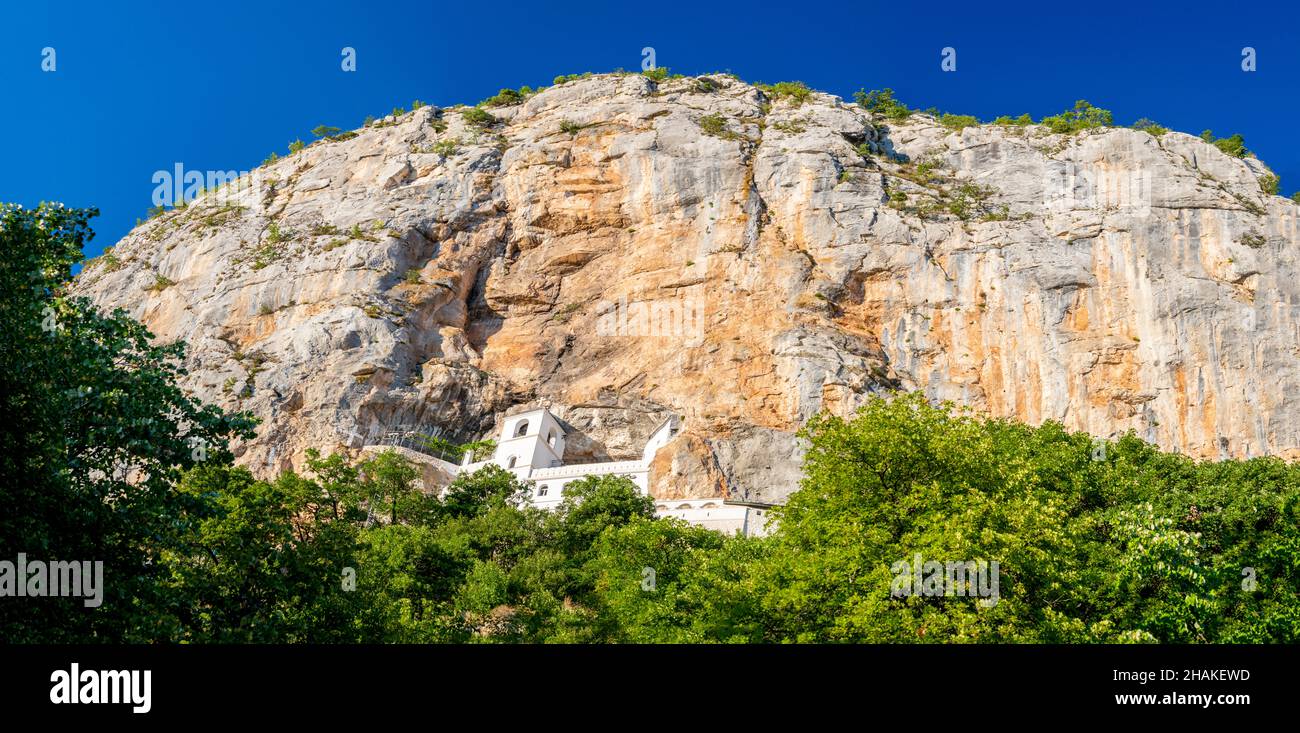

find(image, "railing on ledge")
[552,455,638,466]
[529,460,647,480]
[373,431,466,466]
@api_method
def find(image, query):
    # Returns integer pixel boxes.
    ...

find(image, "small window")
[507,456,517,469]
[537,485,549,496]
[515,420,529,437]
[547,431,557,447]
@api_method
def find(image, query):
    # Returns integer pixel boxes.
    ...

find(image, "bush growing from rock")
[940,113,979,131]
[854,88,911,120]
[1040,100,1112,133]
[1132,118,1167,136]
[1201,130,1250,158]
[461,106,496,128]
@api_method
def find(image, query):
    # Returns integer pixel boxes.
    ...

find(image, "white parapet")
[656,499,742,531]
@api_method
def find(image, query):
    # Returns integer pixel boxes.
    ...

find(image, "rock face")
[74,74,1300,505]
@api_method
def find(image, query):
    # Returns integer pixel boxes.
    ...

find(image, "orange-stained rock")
[73,73,1300,504]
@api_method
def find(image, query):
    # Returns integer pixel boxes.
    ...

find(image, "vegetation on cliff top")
[227,71,1290,203]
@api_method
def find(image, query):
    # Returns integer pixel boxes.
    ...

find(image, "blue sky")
[2,0,1296,260]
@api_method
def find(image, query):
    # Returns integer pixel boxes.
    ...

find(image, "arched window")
[515,420,529,437]
[537,485,549,497]
[507,456,517,469]
[547,431,557,448]
[676,503,693,510]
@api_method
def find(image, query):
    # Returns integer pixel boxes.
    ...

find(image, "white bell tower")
[491,408,566,476]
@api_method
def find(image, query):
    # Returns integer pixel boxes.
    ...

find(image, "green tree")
[749,393,1299,643]
[992,113,1034,127]
[555,474,655,557]
[357,523,470,641]
[587,517,733,642]
[854,88,911,120]
[303,448,365,521]
[359,448,423,525]
[1041,100,1113,133]
[939,113,980,131]
[163,465,389,642]
[1201,129,1250,157]
[483,88,525,107]
[0,202,256,641]
[461,106,496,128]
[1131,118,1168,136]
[439,464,531,519]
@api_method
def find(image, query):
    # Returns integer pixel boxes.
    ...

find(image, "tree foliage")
[854,87,911,120]
[1041,100,1113,133]
[1200,129,1250,158]
[0,203,256,641]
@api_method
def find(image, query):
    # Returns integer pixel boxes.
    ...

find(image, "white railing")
[529,460,647,480]
[374,431,465,464]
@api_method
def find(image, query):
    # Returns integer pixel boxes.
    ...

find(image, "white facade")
[654,498,773,536]
[441,407,766,536]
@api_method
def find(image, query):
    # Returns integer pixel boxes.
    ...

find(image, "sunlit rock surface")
[74,73,1300,504]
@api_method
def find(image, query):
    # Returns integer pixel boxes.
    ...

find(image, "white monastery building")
[421,407,771,536]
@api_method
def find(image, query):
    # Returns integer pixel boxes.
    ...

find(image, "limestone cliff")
[73,73,1300,505]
